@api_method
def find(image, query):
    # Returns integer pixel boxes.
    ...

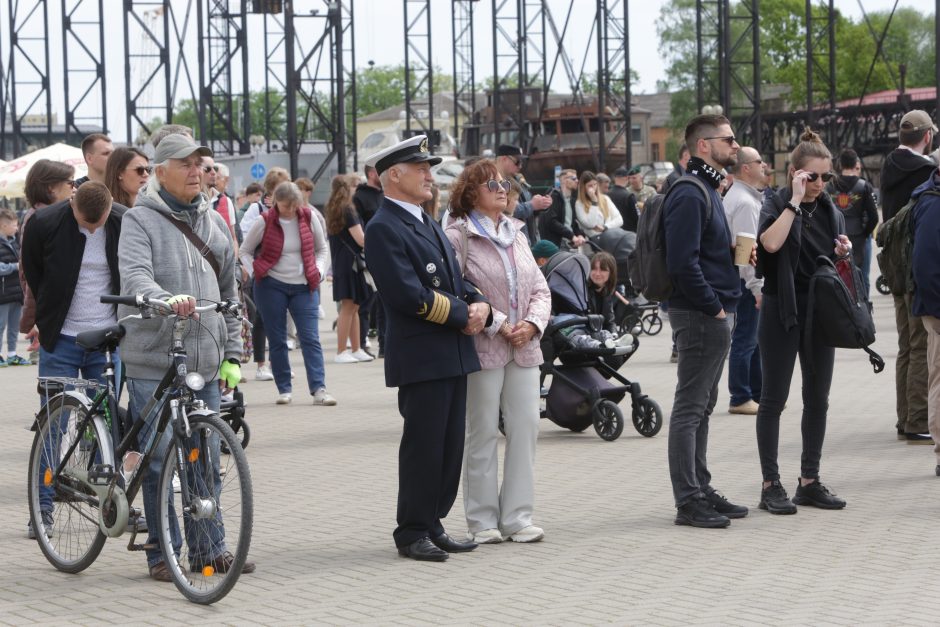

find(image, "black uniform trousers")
[394,374,467,548]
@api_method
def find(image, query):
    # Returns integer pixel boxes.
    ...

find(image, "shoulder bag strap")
[157,212,221,279]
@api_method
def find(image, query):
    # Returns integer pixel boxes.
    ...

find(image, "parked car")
[636,161,675,189]
[431,158,465,210]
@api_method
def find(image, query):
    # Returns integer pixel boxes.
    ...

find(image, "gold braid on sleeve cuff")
[425,291,451,324]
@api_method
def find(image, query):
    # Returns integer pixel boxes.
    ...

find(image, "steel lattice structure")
[198,0,250,155]
[7,0,52,156]
[62,0,107,142]
[403,0,433,142]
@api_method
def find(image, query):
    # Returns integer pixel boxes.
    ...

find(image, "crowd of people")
[4,105,940,566]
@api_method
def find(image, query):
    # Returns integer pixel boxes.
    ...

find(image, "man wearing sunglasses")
[663,114,745,529]
[495,145,552,245]
[540,168,586,248]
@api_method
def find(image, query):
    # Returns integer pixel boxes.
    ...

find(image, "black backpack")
[805,255,884,373]
[627,175,712,301]
[876,190,940,296]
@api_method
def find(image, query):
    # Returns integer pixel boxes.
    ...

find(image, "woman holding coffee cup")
[754,128,851,516]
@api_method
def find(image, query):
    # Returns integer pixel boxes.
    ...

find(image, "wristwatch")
[784,201,802,216]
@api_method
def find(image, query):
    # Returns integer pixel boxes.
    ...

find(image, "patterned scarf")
[469,210,517,249]
[686,156,724,189]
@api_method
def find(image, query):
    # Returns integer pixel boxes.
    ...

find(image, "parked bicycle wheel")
[157,413,253,605]
[641,312,663,335]
[28,394,110,573]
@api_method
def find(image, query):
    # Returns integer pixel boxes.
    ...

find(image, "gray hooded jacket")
[118,180,241,381]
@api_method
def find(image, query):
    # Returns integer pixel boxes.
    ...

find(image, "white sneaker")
[255,365,274,381]
[351,349,374,362]
[334,350,358,364]
[313,388,337,406]
[276,392,292,405]
[506,525,544,543]
[364,337,372,349]
[467,528,503,544]
[286,339,296,350]
[317,305,325,319]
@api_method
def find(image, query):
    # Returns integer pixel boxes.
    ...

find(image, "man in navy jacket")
[910,169,940,473]
[663,114,744,528]
[364,136,491,562]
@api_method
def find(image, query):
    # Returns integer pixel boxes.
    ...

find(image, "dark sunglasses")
[202,166,215,173]
[703,135,738,145]
[129,165,153,176]
[482,179,511,193]
[64,179,77,188]
[806,171,835,183]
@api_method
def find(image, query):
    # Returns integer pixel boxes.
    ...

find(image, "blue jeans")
[728,281,761,407]
[667,309,734,507]
[0,301,22,353]
[37,334,120,513]
[254,276,326,395]
[860,235,872,298]
[127,377,224,568]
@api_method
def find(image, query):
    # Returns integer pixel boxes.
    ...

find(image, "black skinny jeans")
[756,293,835,482]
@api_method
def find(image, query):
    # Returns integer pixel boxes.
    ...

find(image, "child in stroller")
[532,243,663,441]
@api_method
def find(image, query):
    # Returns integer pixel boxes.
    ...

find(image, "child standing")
[0,208,25,366]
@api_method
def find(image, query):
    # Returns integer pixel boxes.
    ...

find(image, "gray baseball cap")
[153,133,213,163]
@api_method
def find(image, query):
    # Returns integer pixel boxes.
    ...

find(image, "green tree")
[356,64,453,117]
[655,0,936,128]
[172,90,288,142]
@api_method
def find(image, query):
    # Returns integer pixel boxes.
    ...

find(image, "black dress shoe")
[431,533,478,553]
[397,537,449,562]
[674,497,730,528]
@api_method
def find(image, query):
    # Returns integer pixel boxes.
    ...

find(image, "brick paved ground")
[0,282,935,625]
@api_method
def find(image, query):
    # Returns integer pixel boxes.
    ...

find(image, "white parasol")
[0,143,88,198]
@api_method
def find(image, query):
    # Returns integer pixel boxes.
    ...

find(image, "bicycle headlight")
[185,372,206,391]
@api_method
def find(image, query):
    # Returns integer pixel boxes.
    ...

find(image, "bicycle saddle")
[76,324,126,352]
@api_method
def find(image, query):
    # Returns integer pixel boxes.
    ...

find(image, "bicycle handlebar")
[101,294,245,321]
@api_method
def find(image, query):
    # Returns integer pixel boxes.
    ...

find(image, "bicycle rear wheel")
[27,394,109,573]
[157,413,253,605]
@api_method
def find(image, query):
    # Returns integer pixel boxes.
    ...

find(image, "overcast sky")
[0,0,928,144]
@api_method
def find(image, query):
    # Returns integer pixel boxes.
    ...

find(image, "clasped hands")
[462,302,491,335]
[499,320,538,347]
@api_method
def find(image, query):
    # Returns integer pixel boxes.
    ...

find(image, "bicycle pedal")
[128,542,159,552]
[88,464,116,485]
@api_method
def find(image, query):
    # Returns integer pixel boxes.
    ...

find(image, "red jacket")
[253,206,320,290]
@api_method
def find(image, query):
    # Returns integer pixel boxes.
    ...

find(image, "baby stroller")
[538,251,663,441]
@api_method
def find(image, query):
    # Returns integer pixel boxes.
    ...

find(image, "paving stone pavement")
[0,282,937,625]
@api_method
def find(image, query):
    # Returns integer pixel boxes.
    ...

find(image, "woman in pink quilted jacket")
[445,159,552,545]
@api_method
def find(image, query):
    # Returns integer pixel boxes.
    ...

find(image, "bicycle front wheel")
[27,394,110,573]
[157,413,253,605]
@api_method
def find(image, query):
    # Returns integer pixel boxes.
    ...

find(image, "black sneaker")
[705,490,748,518]
[674,497,730,528]
[759,480,797,515]
[792,479,845,510]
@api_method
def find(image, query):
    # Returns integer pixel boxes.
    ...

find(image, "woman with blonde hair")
[755,128,850,515]
[241,181,335,405]
[575,170,622,236]
[445,158,551,544]
[325,174,373,363]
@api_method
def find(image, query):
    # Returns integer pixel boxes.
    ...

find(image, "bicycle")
[27,294,253,605]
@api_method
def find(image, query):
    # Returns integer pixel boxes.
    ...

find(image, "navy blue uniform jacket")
[365,197,487,387]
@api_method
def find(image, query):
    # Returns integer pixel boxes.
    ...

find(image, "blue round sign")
[250,162,266,180]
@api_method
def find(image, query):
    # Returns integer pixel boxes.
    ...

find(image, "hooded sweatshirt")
[880,147,937,222]
[117,180,241,381]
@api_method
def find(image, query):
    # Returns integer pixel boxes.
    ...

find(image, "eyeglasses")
[128,165,153,176]
[509,158,521,167]
[481,179,511,193]
[704,135,738,145]
[64,180,77,188]
[565,175,578,181]
[806,171,835,183]
[741,159,763,166]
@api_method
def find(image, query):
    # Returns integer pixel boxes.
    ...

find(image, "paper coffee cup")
[734,232,756,266]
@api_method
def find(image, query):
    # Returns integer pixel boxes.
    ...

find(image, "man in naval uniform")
[364,136,492,562]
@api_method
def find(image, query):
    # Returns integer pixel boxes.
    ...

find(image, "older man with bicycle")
[118,132,255,582]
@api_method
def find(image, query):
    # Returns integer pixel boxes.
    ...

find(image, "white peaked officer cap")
[365,135,443,176]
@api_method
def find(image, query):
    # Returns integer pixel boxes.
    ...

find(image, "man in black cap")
[364,135,492,562]
[607,166,640,232]
[495,144,552,245]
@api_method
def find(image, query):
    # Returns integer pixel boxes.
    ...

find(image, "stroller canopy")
[542,251,591,315]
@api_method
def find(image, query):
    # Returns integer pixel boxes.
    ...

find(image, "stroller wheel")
[875,275,891,296]
[641,312,663,336]
[592,400,624,441]
[221,417,251,453]
[632,397,663,437]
